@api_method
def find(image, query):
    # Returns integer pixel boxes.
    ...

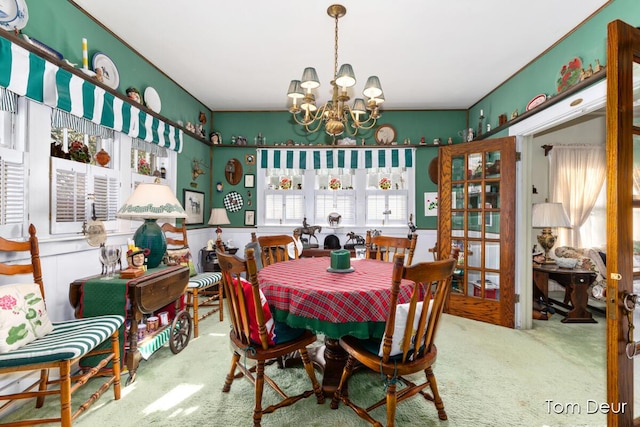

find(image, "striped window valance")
[132,138,168,158]
[259,147,414,170]
[0,36,183,152]
[0,87,16,113]
[52,109,114,139]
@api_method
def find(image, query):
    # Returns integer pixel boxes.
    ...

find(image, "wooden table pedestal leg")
[321,338,349,397]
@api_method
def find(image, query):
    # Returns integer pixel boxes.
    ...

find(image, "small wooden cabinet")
[201,248,220,272]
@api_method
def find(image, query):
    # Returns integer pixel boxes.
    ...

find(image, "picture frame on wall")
[183,189,205,225]
[244,210,255,226]
[244,174,255,188]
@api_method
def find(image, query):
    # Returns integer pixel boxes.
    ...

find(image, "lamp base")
[133,219,166,268]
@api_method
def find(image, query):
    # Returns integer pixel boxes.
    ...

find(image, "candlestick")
[82,38,88,69]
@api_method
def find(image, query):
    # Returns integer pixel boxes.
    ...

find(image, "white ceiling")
[72,0,610,112]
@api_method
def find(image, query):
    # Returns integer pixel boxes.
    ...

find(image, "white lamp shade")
[208,208,230,226]
[531,202,571,228]
[117,181,187,220]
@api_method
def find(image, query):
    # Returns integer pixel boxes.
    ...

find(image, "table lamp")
[208,208,231,244]
[531,202,572,264]
[117,179,187,268]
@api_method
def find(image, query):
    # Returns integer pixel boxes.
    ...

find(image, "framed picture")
[244,210,255,226]
[183,189,205,225]
[244,174,255,188]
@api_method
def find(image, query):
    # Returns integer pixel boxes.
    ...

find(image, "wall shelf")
[0,30,211,146]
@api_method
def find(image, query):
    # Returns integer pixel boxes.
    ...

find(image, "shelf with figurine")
[0,30,209,146]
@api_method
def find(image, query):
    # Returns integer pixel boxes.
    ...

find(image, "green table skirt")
[271,308,385,340]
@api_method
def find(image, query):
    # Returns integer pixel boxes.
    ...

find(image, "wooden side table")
[70,265,190,383]
[533,264,597,323]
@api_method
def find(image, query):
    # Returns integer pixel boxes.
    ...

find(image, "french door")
[438,136,516,328]
[605,19,640,427]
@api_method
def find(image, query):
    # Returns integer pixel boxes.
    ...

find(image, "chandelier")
[287,4,384,137]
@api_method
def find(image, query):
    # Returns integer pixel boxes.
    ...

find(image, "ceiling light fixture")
[287,4,384,138]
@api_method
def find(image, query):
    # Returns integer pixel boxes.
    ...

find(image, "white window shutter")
[0,147,26,237]
[93,166,119,230]
[264,193,284,225]
[51,157,87,234]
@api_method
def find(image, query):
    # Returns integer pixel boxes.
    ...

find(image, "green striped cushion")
[0,315,124,368]
[188,272,221,289]
[139,328,170,360]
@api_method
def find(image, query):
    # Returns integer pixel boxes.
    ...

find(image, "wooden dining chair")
[256,233,300,266]
[0,224,124,426]
[365,230,418,265]
[161,222,223,338]
[218,248,325,427]
[331,252,457,427]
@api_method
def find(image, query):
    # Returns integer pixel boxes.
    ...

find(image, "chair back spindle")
[365,230,418,265]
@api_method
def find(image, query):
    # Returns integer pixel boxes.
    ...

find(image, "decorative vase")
[96,149,111,167]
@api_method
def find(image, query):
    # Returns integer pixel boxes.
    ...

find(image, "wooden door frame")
[508,79,607,330]
[605,19,640,427]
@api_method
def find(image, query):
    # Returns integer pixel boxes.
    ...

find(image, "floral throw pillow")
[0,283,54,353]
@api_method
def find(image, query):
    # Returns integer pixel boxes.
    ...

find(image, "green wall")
[23,1,213,227]
[212,110,466,228]
[470,0,640,127]
[25,0,638,230]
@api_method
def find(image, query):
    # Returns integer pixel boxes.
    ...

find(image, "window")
[258,148,415,228]
[263,169,305,225]
[50,157,119,234]
[50,114,119,234]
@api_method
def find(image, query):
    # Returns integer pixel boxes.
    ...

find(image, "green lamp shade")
[133,219,166,268]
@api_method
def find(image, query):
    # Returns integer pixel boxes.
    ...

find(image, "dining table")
[257,256,418,395]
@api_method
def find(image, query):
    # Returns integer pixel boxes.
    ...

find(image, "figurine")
[126,247,150,272]
[420,136,426,145]
[126,87,141,103]
[467,128,474,142]
[447,137,453,145]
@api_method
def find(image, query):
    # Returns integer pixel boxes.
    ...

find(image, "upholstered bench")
[187,271,224,337]
[0,315,124,368]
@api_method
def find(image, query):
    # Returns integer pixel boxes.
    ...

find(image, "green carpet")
[1,306,608,426]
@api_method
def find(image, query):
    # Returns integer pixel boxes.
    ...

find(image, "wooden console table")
[533,264,597,323]
[69,265,190,383]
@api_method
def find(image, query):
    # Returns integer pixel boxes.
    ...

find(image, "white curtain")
[549,144,606,248]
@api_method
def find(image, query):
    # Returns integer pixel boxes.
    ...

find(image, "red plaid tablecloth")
[258,258,416,324]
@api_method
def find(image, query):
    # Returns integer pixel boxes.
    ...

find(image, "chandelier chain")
[333,13,339,80]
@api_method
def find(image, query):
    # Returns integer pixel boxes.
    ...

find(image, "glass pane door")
[439,137,515,327]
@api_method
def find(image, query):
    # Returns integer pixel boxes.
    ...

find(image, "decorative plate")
[374,124,396,145]
[223,191,244,212]
[556,57,582,93]
[0,0,28,31]
[144,87,161,113]
[21,34,63,60]
[329,178,341,190]
[92,52,120,90]
[526,94,547,111]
